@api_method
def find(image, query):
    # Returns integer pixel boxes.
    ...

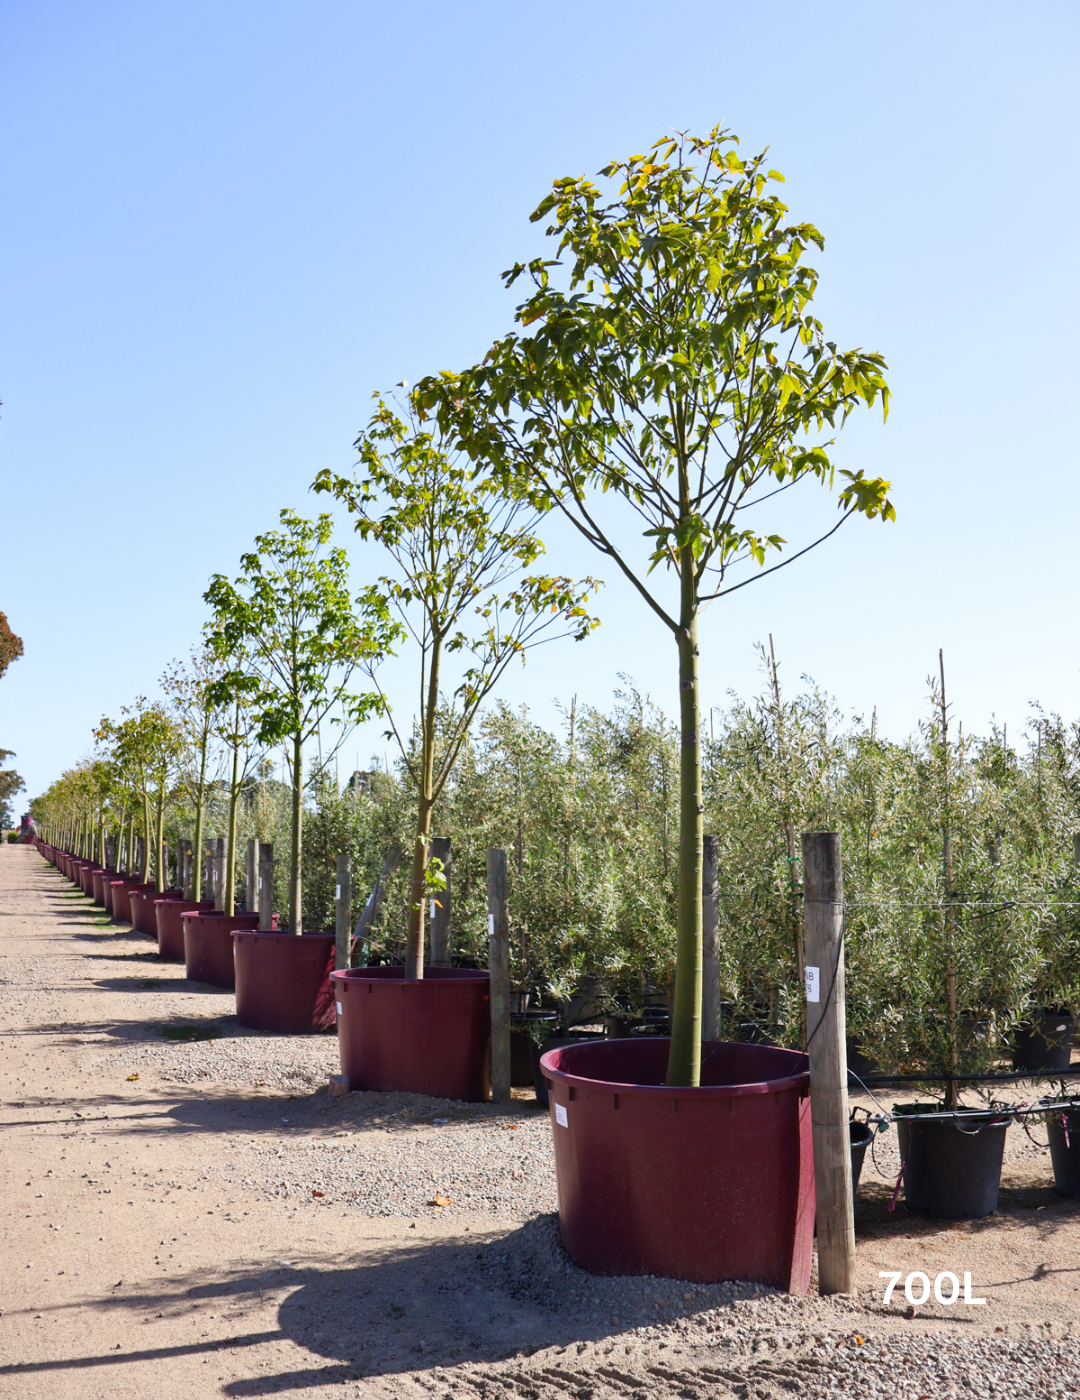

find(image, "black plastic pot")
[850,1120,874,1193]
[1012,1011,1074,1074]
[532,1029,606,1107]
[1049,1108,1080,1196]
[895,1102,1009,1218]
[510,1010,558,1088]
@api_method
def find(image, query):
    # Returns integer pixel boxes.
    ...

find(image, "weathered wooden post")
[487,848,510,1104]
[802,830,855,1295]
[214,837,226,910]
[179,840,193,899]
[245,839,257,912]
[430,836,452,967]
[702,833,721,1041]
[258,842,273,930]
[335,853,352,971]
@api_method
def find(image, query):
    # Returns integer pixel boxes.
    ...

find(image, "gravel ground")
[3,844,1080,1400]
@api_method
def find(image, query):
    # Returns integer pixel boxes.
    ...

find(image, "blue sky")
[2,1,1078,804]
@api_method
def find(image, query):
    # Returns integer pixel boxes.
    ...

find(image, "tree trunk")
[192,725,209,902]
[666,545,703,1088]
[153,786,166,892]
[140,791,152,882]
[289,732,303,935]
[224,721,240,916]
[405,633,443,980]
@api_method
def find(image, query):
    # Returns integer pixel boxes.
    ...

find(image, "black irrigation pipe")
[851,1068,1080,1086]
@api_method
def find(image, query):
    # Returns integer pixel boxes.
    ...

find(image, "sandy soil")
[2,842,1080,1399]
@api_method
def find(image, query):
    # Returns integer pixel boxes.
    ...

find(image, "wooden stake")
[488,848,510,1103]
[940,649,958,1109]
[214,837,226,911]
[335,853,352,971]
[179,840,193,899]
[702,833,722,1041]
[802,830,856,1296]
[430,836,452,966]
[351,846,401,962]
[258,842,273,930]
[245,839,257,913]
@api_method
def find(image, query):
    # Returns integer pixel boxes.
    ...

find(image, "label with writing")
[335,884,341,902]
[555,1103,568,1128]
[805,966,820,1003]
[488,913,495,938]
[336,1001,343,1016]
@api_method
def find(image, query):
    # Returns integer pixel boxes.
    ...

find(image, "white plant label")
[430,898,435,920]
[488,913,495,938]
[336,1001,343,1016]
[805,966,820,1003]
[880,1270,985,1305]
[335,884,341,902]
[555,1103,568,1128]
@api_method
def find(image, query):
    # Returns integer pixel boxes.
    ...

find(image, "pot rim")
[540,1038,809,1099]
[233,930,335,941]
[329,967,490,985]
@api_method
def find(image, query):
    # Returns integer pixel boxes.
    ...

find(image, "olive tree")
[422,127,893,1084]
[315,394,597,978]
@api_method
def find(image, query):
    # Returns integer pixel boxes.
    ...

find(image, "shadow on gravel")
[0,1217,746,1391]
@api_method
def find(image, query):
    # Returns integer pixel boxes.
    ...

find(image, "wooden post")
[1072,832,1080,866]
[802,830,855,1296]
[430,836,452,966]
[488,848,510,1104]
[335,853,352,971]
[214,837,225,910]
[179,840,192,899]
[245,839,257,912]
[258,842,273,930]
[702,833,721,1041]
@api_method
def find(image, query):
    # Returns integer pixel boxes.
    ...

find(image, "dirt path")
[2,843,1080,1399]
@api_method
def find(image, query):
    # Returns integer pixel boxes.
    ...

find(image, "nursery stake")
[702,833,721,1040]
[335,853,351,971]
[488,848,510,1103]
[179,840,193,899]
[245,839,256,913]
[430,836,451,966]
[802,830,855,1295]
[214,837,226,910]
[258,841,273,930]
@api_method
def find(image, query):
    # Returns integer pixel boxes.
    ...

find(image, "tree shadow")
[0,1217,757,1392]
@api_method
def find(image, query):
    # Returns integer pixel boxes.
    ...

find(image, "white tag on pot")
[555,1103,568,1128]
[336,1001,343,1015]
[805,966,820,1003]
[488,913,495,938]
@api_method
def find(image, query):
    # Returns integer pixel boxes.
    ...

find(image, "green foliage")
[0,611,23,681]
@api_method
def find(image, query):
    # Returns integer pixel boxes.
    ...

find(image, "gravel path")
[3,843,1080,1399]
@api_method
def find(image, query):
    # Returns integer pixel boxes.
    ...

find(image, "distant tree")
[0,612,23,681]
[0,750,24,829]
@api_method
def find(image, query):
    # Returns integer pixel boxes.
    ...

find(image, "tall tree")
[204,510,393,933]
[422,127,893,1084]
[315,394,598,977]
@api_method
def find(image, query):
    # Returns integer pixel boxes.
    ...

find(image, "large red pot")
[182,911,259,989]
[78,863,100,896]
[91,868,118,905]
[130,887,181,937]
[110,879,154,925]
[539,1039,815,1291]
[331,967,491,1102]
[234,931,337,1033]
[156,898,216,960]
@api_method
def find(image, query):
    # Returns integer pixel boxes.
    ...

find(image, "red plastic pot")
[331,966,491,1102]
[78,863,100,896]
[539,1038,814,1291]
[91,868,118,906]
[234,932,337,1033]
[182,911,259,989]
[110,880,154,925]
[155,898,215,961]
[129,887,181,937]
